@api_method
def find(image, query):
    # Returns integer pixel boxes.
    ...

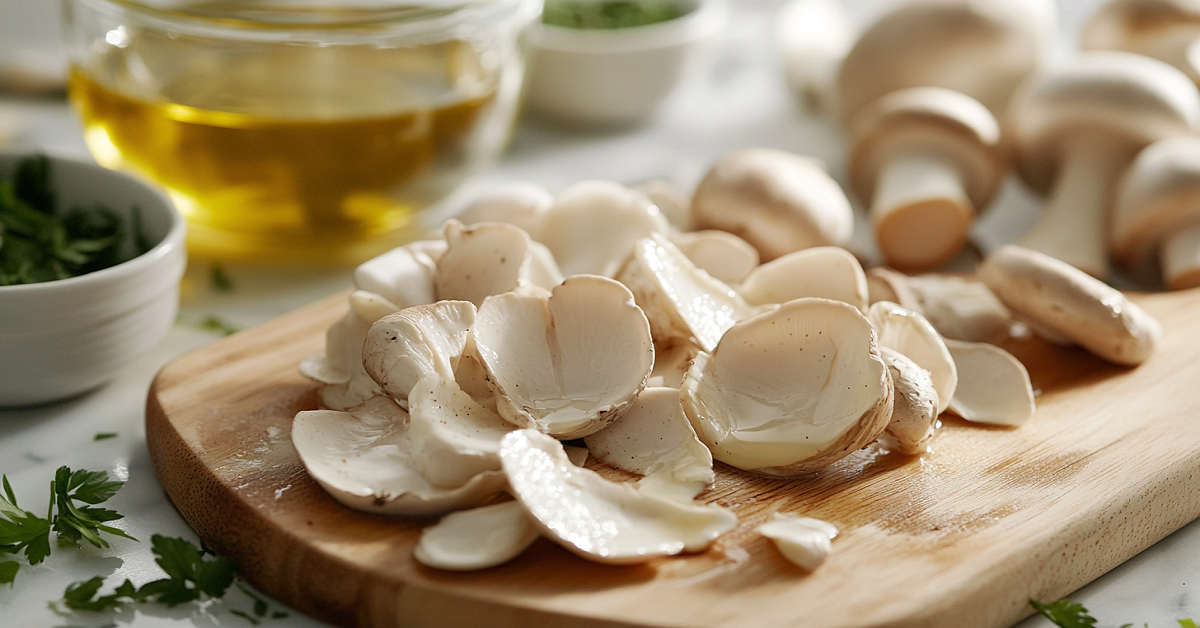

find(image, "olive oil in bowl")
[65,1,534,264]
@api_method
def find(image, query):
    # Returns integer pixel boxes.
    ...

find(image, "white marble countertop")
[3,0,1200,626]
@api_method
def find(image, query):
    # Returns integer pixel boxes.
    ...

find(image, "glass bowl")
[62,0,540,265]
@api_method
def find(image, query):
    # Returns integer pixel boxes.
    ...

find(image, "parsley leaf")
[60,575,139,612]
[0,560,18,585]
[1030,599,1097,628]
[93,432,118,441]
[52,466,136,550]
[1181,621,1200,628]
[198,315,240,336]
[211,264,235,292]
[136,535,239,606]
[0,474,52,570]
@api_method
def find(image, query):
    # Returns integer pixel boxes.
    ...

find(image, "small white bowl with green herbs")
[0,152,186,406]
[526,0,726,126]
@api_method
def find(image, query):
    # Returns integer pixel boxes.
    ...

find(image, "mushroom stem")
[1018,140,1124,279]
[870,153,973,271]
[1162,222,1200,290]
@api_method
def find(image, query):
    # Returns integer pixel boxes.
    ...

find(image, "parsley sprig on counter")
[542,0,686,29]
[0,466,132,585]
[1031,598,1196,628]
[0,155,146,286]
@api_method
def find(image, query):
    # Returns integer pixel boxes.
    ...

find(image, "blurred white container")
[0,152,186,406]
[526,0,727,126]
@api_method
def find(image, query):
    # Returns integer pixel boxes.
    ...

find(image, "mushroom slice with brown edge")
[848,87,1005,272]
[455,181,554,242]
[353,239,446,311]
[671,230,760,286]
[737,246,868,312]
[681,298,893,477]
[584,387,715,501]
[1112,135,1200,290]
[616,233,755,353]
[834,0,1057,125]
[867,301,957,415]
[474,275,654,440]
[362,300,476,409]
[758,513,839,571]
[878,347,939,456]
[1006,50,1200,278]
[413,501,540,571]
[292,396,507,517]
[942,338,1035,426]
[435,220,538,307]
[978,244,1161,366]
[1082,0,1200,89]
[499,429,737,565]
[540,180,669,278]
[691,148,854,262]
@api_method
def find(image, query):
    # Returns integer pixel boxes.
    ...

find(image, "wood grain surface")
[146,288,1200,628]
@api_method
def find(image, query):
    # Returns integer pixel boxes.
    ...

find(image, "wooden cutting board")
[146,288,1200,628]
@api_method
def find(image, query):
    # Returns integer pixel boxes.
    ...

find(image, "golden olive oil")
[69,36,499,264]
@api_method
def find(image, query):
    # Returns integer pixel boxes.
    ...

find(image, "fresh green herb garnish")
[211,264,235,292]
[542,0,686,29]
[0,467,130,584]
[0,155,148,286]
[1032,599,1196,628]
[93,432,118,441]
[199,315,240,336]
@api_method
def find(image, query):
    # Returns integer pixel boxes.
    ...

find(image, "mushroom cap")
[1006,51,1200,194]
[691,148,854,261]
[835,0,1057,124]
[455,182,554,242]
[616,233,754,353]
[291,396,508,517]
[474,274,654,439]
[866,301,958,415]
[584,386,715,501]
[540,180,669,278]
[353,239,445,311]
[878,347,940,456]
[362,300,476,405]
[413,501,540,571]
[737,246,869,312]
[680,298,893,477]
[942,339,1035,426]
[1111,135,1200,281]
[848,87,1005,211]
[499,429,738,565]
[435,220,532,308]
[1082,0,1200,85]
[978,244,1161,365]
[670,230,761,286]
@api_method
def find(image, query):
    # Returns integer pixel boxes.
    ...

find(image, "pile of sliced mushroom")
[294,147,1159,573]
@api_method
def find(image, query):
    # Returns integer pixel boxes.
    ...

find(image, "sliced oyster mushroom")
[541,180,670,278]
[436,220,533,308]
[474,275,654,439]
[635,178,694,232]
[905,274,1013,343]
[943,338,1036,426]
[413,501,540,571]
[363,301,476,407]
[758,513,839,571]
[455,181,554,242]
[407,374,515,488]
[291,396,507,517]
[353,239,446,311]
[681,298,893,477]
[878,347,939,455]
[584,387,715,501]
[867,301,958,414]
[617,233,755,353]
[737,246,869,312]
[648,340,701,389]
[299,309,383,411]
[499,429,737,564]
[671,230,761,285]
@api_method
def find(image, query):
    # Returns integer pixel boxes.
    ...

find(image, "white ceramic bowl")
[525,0,727,126]
[0,152,186,406]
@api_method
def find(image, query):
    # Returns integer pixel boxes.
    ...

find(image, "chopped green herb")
[543,0,686,29]
[135,535,239,606]
[199,315,240,336]
[0,560,18,585]
[211,264,235,292]
[0,474,53,575]
[0,155,149,286]
[93,432,118,441]
[52,466,136,550]
[1030,599,1098,628]
[1181,621,1200,628]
